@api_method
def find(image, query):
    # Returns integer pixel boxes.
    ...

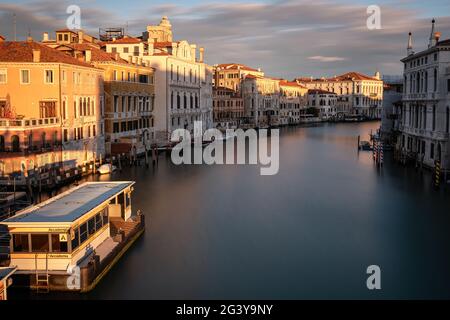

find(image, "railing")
[0,117,60,128]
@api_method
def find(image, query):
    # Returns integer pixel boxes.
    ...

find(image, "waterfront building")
[307,89,338,121]
[242,75,280,128]
[380,75,403,144]
[104,17,213,141]
[0,40,104,180]
[212,87,245,129]
[296,71,383,119]
[279,80,308,125]
[396,20,450,169]
[50,37,155,157]
[213,63,264,93]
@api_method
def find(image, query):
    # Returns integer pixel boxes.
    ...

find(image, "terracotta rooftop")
[296,71,380,83]
[56,43,129,64]
[0,41,95,68]
[279,80,307,89]
[153,41,173,49]
[107,37,142,44]
[217,63,261,72]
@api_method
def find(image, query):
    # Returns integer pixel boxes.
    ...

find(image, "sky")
[1,0,450,80]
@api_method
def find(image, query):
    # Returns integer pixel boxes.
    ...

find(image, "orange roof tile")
[108,37,142,44]
[0,41,95,68]
[56,43,129,64]
[217,63,260,72]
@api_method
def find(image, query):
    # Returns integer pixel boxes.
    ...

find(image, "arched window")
[434,69,438,92]
[0,135,5,152]
[171,92,174,109]
[190,94,193,109]
[177,93,180,109]
[432,105,436,131]
[184,94,187,109]
[11,135,20,152]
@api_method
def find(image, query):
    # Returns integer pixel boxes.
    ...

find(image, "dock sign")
[59,234,68,242]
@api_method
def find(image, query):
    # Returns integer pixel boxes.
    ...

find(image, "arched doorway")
[11,135,20,152]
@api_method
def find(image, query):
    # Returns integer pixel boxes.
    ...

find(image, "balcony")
[0,117,60,128]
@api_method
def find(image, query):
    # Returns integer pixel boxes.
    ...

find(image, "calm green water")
[14,121,450,299]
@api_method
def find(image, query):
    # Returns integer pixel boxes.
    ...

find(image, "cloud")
[308,56,347,62]
[1,0,449,79]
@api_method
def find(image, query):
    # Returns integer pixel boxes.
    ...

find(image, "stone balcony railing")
[399,125,450,141]
[0,117,60,128]
[402,92,439,101]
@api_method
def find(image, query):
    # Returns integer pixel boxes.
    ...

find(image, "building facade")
[242,75,280,128]
[296,71,383,119]
[53,40,155,157]
[397,22,450,169]
[104,17,213,142]
[279,81,308,125]
[212,87,245,129]
[0,40,104,178]
[307,89,338,121]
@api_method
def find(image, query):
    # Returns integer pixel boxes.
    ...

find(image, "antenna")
[13,13,17,41]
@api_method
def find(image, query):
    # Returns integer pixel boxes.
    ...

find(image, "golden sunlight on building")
[0,40,104,181]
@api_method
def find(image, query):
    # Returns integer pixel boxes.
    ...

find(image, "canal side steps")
[35,253,50,293]
[109,217,141,239]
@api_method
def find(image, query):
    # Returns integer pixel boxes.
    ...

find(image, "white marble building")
[397,20,450,169]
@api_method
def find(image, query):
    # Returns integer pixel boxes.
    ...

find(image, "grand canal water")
[15,121,450,299]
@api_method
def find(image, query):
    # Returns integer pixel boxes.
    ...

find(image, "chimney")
[407,32,414,56]
[428,19,436,48]
[32,49,41,63]
[85,50,92,63]
[199,47,205,63]
[78,30,84,44]
[42,32,49,42]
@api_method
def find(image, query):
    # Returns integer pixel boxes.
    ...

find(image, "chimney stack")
[32,49,41,63]
[78,31,84,44]
[199,47,205,63]
[42,32,49,42]
[85,50,92,63]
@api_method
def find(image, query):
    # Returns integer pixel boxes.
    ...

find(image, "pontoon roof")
[2,182,134,224]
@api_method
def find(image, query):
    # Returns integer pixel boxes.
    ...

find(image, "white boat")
[98,164,117,175]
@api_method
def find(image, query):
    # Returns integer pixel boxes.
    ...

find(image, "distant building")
[0,40,104,178]
[279,81,308,125]
[213,63,264,93]
[307,89,338,121]
[296,71,383,119]
[397,20,450,169]
[380,75,403,144]
[242,75,280,128]
[212,87,245,129]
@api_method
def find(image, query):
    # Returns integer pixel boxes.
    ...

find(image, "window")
[0,69,7,83]
[95,213,103,230]
[447,79,450,93]
[111,47,117,53]
[113,70,117,81]
[430,143,435,159]
[79,223,88,244]
[31,234,49,252]
[20,69,30,84]
[51,234,68,253]
[88,217,96,236]
[13,234,29,252]
[71,227,80,251]
[123,47,129,53]
[45,70,54,84]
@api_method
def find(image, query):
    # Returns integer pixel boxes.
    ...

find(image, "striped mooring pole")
[434,160,441,188]
[379,142,384,167]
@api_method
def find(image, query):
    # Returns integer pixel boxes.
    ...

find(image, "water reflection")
[15,121,450,299]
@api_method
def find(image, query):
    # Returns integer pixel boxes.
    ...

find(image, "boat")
[98,164,117,175]
[359,141,373,151]
[0,181,145,293]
